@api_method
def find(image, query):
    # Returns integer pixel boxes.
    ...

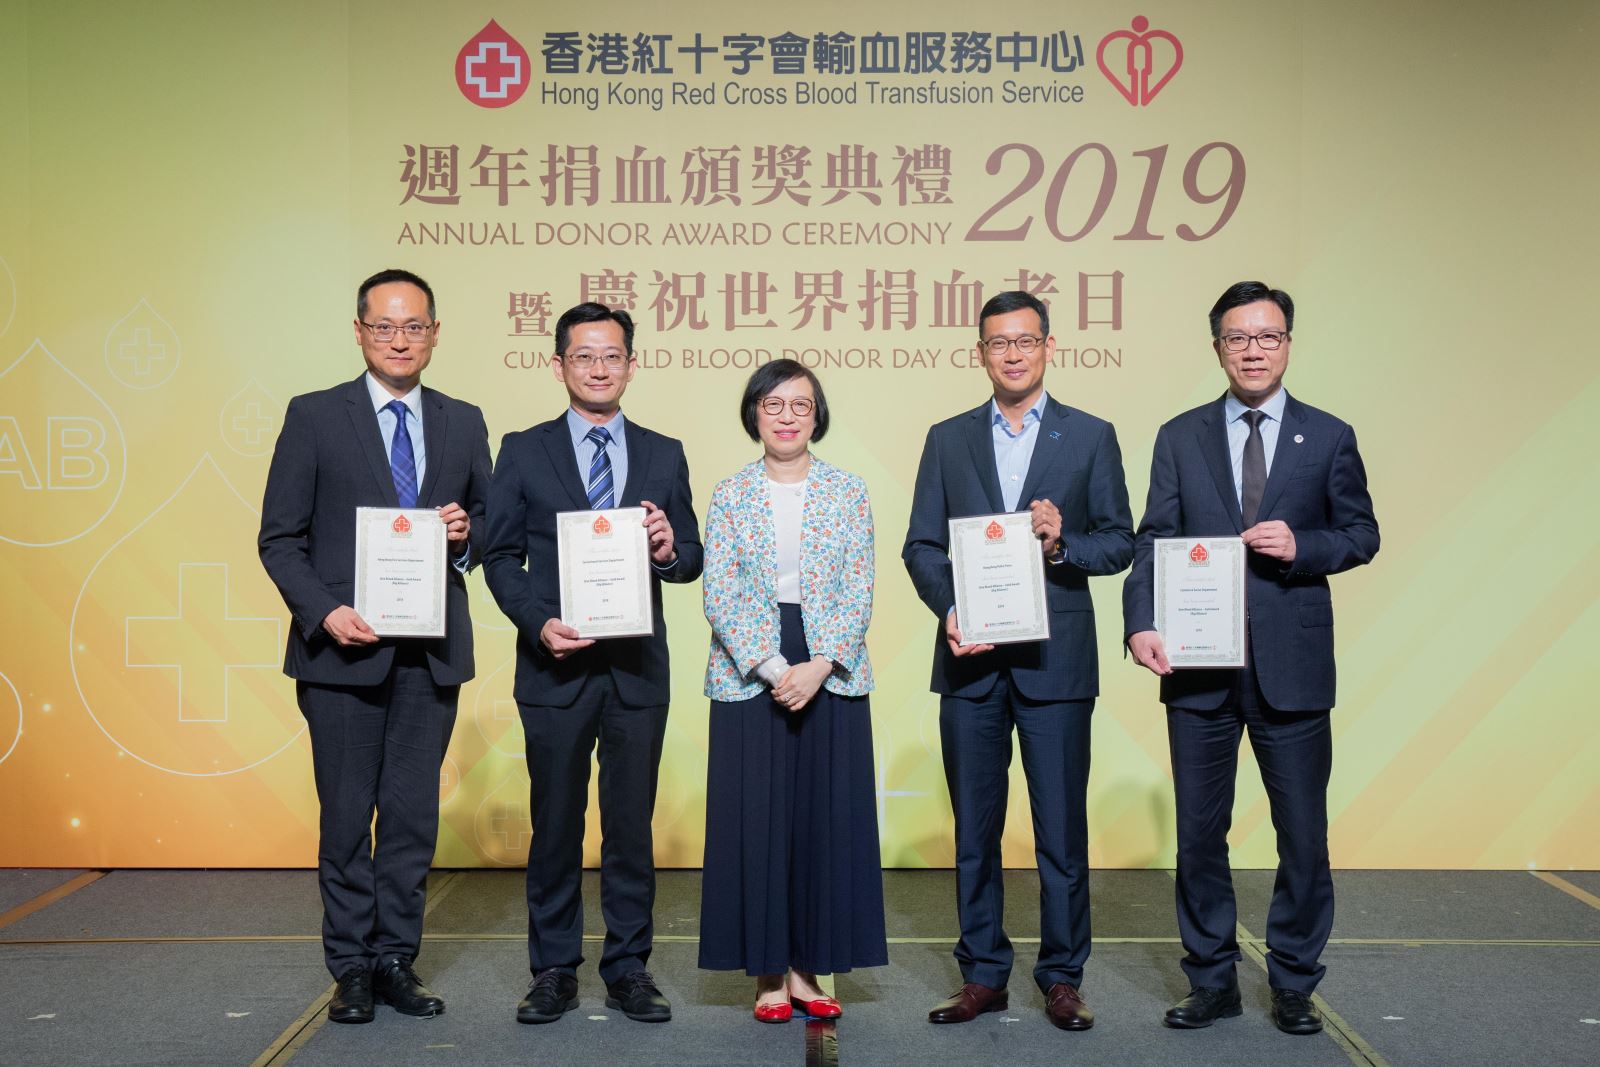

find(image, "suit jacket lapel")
[345,376,399,507]
[415,389,446,506]
[1199,396,1243,532]
[618,420,646,507]
[964,404,1005,514]
[1015,398,1066,507]
[541,418,592,508]
[1255,393,1307,521]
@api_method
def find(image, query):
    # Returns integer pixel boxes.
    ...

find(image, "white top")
[755,475,807,686]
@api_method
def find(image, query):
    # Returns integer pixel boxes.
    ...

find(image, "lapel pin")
[1294,434,1304,444]
[1049,430,1061,440]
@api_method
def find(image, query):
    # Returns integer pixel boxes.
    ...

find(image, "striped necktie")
[585,426,615,509]
[385,399,418,508]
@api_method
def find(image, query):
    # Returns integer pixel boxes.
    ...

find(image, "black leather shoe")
[518,969,580,1024]
[374,958,445,1017]
[328,968,374,1024]
[1270,989,1324,1035]
[605,970,672,1022]
[1164,985,1242,1028]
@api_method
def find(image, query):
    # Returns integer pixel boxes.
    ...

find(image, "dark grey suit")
[259,374,491,977]
[1123,391,1379,993]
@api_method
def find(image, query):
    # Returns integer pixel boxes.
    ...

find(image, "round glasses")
[981,335,1043,356]
[759,396,815,417]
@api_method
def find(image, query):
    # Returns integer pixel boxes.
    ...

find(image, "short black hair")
[1208,281,1294,339]
[555,302,636,356]
[739,359,830,443]
[978,290,1050,340]
[357,268,436,321]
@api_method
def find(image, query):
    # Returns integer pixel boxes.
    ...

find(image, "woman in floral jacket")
[698,359,887,1023]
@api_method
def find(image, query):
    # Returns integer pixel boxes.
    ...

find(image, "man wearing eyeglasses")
[1122,281,1379,1035]
[259,268,492,1023]
[904,290,1133,1031]
[482,301,702,1026]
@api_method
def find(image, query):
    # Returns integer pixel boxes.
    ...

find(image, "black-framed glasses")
[1220,331,1288,352]
[759,396,815,417]
[560,351,631,369]
[360,320,435,342]
[981,335,1044,356]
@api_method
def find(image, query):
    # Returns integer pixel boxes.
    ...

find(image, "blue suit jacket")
[257,375,492,688]
[482,412,703,708]
[1121,392,1380,712]
[903,395,1134,702]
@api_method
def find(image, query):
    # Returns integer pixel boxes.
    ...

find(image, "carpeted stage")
[2,868,1597,1065]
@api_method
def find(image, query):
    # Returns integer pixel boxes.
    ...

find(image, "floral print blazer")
[702,456,875,701]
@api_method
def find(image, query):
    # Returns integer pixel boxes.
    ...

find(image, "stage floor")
[2,868,1597,1066]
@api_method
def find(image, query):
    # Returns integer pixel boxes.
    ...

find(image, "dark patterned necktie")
[385,400,418,508]
[1240,410,1266,526]
[585,426,615,509]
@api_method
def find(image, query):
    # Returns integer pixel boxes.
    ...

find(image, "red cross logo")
[985,520,1005,541]
[392,514,412,535]
[456,20,530,109]
[1189,542,1209,564]
[593,515,612,536]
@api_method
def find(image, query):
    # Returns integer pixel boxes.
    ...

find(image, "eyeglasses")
[1219,331,1288,352]
[759,397,815,417]
[561,352,631,369]
[360,321,435,342]
[981,335,1044,356]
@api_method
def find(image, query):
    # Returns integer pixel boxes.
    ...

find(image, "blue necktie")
[585,426,615,509]
[386,399,418,508]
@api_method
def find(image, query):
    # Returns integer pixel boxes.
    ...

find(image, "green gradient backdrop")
[1,1,1595,869]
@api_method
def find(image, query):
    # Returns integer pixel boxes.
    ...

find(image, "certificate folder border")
[556,507,653,639]
[1152,536,1247,668]
[353,507,448,638]
[948,510,1051,646]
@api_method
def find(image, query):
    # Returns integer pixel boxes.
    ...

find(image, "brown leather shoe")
[1044,983,1094,1030]
[928,983,1008,1023]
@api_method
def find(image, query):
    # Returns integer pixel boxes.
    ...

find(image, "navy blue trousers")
[519,672,668,985]
[298,646,458,979]
[940,674,1093,993]
[1168,663,1334,994]
[700,604,888,975]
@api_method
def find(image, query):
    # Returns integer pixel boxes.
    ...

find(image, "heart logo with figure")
[1097,16,1183,106]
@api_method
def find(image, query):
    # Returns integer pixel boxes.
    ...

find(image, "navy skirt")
[699,603,889,975]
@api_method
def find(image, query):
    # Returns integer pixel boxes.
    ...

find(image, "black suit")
[259,374,491,978]
[903,396,1133,993]
[482,412,701,984]
[1123,391,1379,993]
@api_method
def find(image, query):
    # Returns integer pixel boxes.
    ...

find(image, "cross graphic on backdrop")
[230,401,274,447]
[125,563,280,723]
[465,43,522,99]
[488,807,532,851]
[117,328,167,377]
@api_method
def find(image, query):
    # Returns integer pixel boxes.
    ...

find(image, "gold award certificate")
[1154,537,1247,668]
[558,507,652,639]
[949,511,1050,645]
[353,507,447,638]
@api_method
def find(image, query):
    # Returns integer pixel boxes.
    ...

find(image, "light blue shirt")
[992,390,1048,511]
[566,407,628,498]
[366,372,426,485]
[1224,387,1288,510]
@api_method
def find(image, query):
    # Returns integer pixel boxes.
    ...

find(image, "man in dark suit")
[903,290,1133,1031]
[1122,280,1379,1035]
[259,268,492,1023]
[483,302,702,1025]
